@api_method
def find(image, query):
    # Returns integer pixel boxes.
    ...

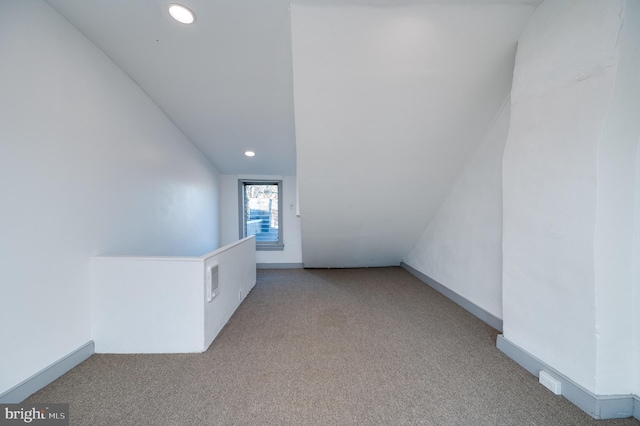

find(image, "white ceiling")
[46,0,297,175]
[45,0,541,176]
[45,0,542,267]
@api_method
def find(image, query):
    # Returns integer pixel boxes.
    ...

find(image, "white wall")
[291,3,534,267]
[91,258,204,353]
[593,0,640,394]
[631,4,640,396]
[0,0,220,396]
[220,175,302,265]
[635,139,640,396]
[404,99,510,320]
[90,237,256,354]
[502,0,637,394]
[203,237,257,347]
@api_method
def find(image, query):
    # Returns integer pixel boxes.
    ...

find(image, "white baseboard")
[0,341,94,403]
[257,262,303,269]
[497,335,638,420]
[400,262,503,332]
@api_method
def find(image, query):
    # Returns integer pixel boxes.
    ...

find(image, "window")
[238,180,283,250]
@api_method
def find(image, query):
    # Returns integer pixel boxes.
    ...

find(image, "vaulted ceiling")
[46,0,541,177]
[46,0,543,267]
[46,0,297,175]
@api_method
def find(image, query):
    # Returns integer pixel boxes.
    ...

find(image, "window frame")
[238,179,284,251]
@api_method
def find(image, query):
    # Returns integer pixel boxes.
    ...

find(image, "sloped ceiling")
[291,2,536,267]
[45,0,540,177]
[46,0,298,175]
[45,0,541,267]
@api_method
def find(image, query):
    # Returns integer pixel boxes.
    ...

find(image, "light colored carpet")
[27,267,639,425]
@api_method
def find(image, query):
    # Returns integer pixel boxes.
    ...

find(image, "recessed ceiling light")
[244,151,256,157]
[168,4,195,24]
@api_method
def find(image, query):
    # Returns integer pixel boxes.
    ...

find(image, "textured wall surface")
[502,0,633,394]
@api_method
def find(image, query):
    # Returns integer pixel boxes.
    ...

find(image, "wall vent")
[207,264,219,302]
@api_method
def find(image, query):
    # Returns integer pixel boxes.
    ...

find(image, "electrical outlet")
[539,371,561,395]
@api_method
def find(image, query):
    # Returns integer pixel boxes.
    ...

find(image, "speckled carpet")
[27,268,639,425]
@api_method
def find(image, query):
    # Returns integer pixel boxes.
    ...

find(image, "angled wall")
[291,3,535,267]
[0,0,221,398]
[502,0,639,398]
[404,99,511,321]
